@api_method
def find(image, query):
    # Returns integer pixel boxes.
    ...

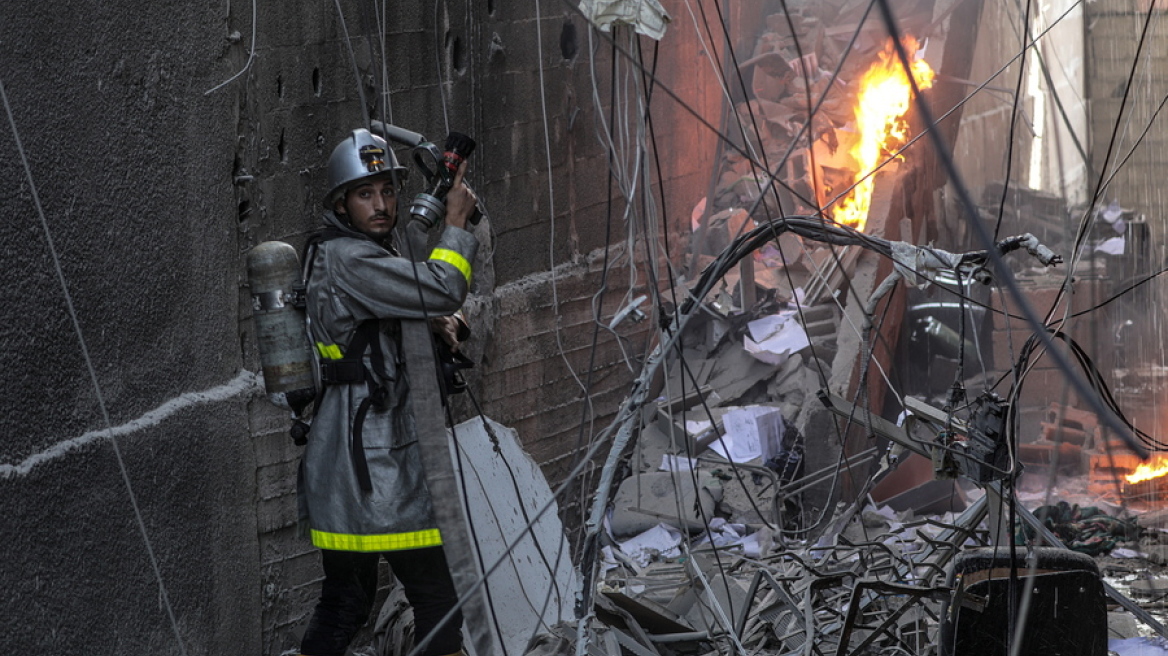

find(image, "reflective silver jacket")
[299,210,478,552]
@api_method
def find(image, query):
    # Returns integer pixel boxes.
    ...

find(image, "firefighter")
[297,128,478,656]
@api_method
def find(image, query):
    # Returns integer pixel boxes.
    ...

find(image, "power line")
[204,0,258,95]
[990,0,1034,243]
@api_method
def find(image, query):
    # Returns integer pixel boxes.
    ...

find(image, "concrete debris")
[545,307,1168,656]
[610,472,723,537]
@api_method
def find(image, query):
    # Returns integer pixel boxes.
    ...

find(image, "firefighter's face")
[337,175,397,239]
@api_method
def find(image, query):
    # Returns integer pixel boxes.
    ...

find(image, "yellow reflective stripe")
[310,528,443,552]
[316,342,343,360]
[429,248,472,285]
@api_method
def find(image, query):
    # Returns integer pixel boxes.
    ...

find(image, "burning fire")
[832,38,936,231]
[1126,456,1168,484]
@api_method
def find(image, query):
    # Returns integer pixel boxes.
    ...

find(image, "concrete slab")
[610,471,722,536]
[450,417,580,656]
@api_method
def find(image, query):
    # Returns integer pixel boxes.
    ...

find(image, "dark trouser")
[300,546,463,656]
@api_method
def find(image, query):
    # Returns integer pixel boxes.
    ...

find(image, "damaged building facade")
[6,0,1168,654]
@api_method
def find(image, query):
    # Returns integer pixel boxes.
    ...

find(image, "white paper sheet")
[616,523,684,567]
[706,406,782,463]
[744,312,811,365]
[659,454,698,471]
[1096,236,1126,255]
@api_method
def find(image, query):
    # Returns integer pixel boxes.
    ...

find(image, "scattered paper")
[744,312,811,365]
[685,419,713,436]
[600,546,619,573]
[1096,236,1126,255]
[692,519,761,556]
[616,523,684,567]
[747,311,795,342]
[735,531,762,557]
[703,406,782,463]
[870,504,899,522]
[1101,201,1128,233]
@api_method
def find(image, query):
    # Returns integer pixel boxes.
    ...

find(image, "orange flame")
[1126,456,1168,484]
[832,38,935,231]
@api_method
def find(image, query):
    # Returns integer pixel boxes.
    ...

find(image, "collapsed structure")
[471,2,1168,655]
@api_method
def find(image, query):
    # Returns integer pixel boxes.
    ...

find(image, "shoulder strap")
[301,226,355,284]
[345,320,388,493]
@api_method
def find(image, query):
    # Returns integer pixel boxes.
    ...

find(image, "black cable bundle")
[1010,330,1168,451]
[681,215,893,316]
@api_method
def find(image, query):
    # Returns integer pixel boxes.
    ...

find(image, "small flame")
[832,37,935,231]
[1126,456,1168,484]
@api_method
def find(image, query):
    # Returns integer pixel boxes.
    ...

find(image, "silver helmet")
[323,128,408,208]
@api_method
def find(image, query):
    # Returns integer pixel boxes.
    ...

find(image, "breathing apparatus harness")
[263,125,479,492]
[290,223,473,491]
[291,227,386,492]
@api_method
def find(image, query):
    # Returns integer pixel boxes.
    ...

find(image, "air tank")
[246,241,316,413]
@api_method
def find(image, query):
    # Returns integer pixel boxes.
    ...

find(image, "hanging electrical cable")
[332,0,370,128]
[204,0,257,95]
[380,1,1158,648]
[1056,0,1160,299]
[873,0,1148,461]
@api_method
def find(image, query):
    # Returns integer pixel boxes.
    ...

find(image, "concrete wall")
[1,0,719,653]
[1087,0,1168,232]
[948,0,1035,216]
[1034,0,1089,205]
[1,0,259,653]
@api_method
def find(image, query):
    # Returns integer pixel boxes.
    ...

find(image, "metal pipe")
[647,632,712,643]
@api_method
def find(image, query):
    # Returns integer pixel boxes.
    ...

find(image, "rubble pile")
[551,290,970,654]
[525,3,1168,650]
[588,508,977,656]
[561,474,1168,656]
[547,309,1168,655]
